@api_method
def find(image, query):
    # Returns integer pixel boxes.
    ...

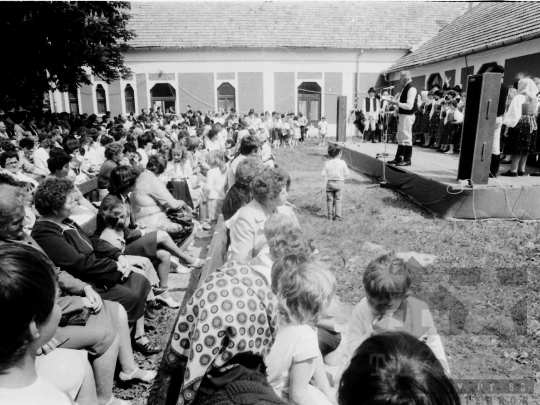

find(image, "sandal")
[119,367,157,383]
[187,258,205,268]
[133,335,161,356]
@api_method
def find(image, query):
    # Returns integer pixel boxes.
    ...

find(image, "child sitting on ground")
[343,252,450,376]
[338,331,460,405]
[266,261,337,405]
[321,145,349,221]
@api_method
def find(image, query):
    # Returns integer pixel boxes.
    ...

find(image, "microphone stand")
[374,95,392,188]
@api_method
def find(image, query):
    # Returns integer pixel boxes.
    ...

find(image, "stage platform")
[332,140,540,220]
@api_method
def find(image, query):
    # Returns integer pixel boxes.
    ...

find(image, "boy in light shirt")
[321,144,349,221]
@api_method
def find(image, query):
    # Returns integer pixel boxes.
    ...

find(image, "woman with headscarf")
[149,260,283,405]
[501,77,539,177]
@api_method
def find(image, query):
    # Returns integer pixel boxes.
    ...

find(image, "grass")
[277,138,540,400]
[118,138,540,403]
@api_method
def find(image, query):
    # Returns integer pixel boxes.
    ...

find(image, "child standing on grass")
[282,114,292,149]
[266,261,337,405]
[341,252,450,377]
[321,145,349,221]
[203,150,227,228]
[318,116,328,146]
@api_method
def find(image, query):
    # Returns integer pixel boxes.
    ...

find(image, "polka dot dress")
[167,261,278,405]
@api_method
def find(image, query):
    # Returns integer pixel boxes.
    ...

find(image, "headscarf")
[517,78,539,101]
[160,261,278,405]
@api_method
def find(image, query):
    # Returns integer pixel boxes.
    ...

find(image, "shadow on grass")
[299,203,324,218]
[346,178,373,186]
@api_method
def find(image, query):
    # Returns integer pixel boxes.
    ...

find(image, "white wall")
[388,37,540,87]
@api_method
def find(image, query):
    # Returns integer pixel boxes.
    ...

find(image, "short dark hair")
[239,135,261,156]
[252,167,291,203]
[19,138,35,150]
[100,135,114,147]
[146,154,168,175]
[328,145,342,158]
[104,142,123,160]
[47,149,71,174]
[0,151,19,168]
[123,142,137,154]
[0,244,57,372]
[338,331,458,405]
[108,165,140,194]
[207,129,218,140]
[138,132,154,148]
[62,136,80,154]
[186,136,200,152]
[34,177,75,216]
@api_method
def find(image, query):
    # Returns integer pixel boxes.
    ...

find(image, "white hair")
[400,70,412,80]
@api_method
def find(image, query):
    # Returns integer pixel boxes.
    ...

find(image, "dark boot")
[489,154,500,178]
[396,145,412,166]
[387,145,404,164]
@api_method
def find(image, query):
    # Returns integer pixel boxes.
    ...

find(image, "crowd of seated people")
[1,107,460,405]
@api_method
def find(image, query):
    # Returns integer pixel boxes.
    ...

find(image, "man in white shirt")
[214,122,228,150]
[298,113,308,144]
[388,70,418,166]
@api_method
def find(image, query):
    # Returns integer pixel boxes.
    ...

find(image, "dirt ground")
[116,138,540,404]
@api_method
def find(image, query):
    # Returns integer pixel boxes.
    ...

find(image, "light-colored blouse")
[131,170,176,222]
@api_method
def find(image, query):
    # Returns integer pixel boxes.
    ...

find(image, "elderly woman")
[229,166,299,264]
[0,150,38,187]
[96,166,202,298]
[149,260,283,405]
[97,142,124,200]
[131,154,198,243]
[0,184,156,405]
[31,177,161,356]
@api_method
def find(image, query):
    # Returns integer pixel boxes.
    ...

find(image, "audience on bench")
[0,108,460,405]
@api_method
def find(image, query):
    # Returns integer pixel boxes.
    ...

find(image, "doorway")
[298,82,321,125]
[217,82,236,112]
[150,83,176,113]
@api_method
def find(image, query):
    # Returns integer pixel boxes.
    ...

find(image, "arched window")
[427,73,443,90]
[298,82,321,124]
[217,83,235,111]
[95,84,107,114]
[124,84,135,114]
[68,87,79,114]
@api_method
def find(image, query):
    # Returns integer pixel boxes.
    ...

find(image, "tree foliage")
[0,1,135,111]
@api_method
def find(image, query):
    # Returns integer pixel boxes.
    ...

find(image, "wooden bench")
[148,214,230,405]
[198,214,228,286]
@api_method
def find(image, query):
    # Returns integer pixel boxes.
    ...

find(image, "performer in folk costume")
[501,77,539,177]
[420,91,434,147]
[387,71,418,166]
[378,90,391,142]
[439,99,463,155]
[362,87,380,143]
[413,92,426,144]
[438,90,458,153]
[427,90,443,148]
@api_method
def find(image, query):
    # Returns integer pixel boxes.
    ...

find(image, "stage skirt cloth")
[419,106,432,134]
[435,117,445,140]
[505,115,538,155]
[428,110,441,137]
[441,123,452,144]
[94,272,150,325]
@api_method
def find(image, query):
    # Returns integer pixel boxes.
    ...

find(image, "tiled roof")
[387,2,540,73]
[126,2,467,50]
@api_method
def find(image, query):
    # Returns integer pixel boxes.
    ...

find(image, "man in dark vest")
[388,70,418,166]
[362,87,380,143]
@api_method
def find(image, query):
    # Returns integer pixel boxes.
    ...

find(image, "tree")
[0,1,135,111]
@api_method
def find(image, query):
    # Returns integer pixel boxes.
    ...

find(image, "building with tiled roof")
[385,2,540,94]
[51,1,467,135]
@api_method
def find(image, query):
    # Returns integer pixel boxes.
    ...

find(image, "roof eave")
[126,45,411,51]
[385,31,540,74]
